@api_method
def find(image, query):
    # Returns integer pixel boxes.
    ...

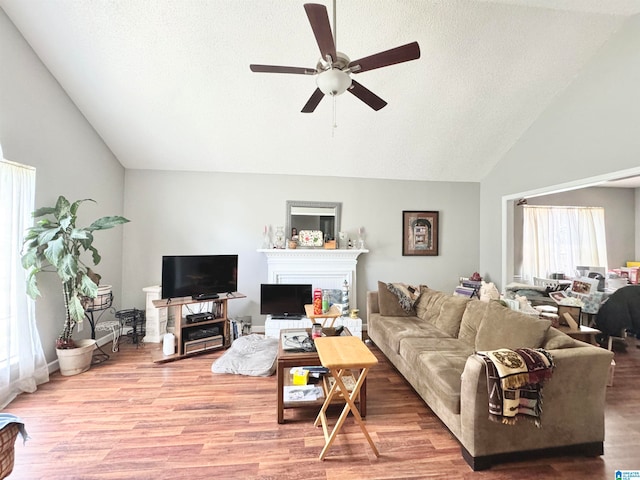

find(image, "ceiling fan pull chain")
[332,96,338,135]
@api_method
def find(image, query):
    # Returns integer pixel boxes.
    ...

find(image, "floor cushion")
[211,334,279,376]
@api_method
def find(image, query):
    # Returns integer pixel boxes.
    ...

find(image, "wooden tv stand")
[151,292,246,363]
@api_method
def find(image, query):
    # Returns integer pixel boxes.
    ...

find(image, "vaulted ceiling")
[2,1,639,182]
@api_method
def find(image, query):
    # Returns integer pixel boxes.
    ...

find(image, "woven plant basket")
[0,423,20,480]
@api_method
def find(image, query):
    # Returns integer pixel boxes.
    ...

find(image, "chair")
[94,319,123,352]
[594,286,640,350]
[606,331,628,351]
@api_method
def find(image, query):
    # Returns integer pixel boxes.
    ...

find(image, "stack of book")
[454,278,481,298]
[283,385,324,402]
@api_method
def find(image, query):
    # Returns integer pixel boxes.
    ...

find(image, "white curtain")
[1,153,49,409]
[522,205,608,281]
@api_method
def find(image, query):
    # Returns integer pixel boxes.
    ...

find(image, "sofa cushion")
[458,299,490,346]
[399,337,474,368]
[543,327,578,349]
[436,296,470,337]
[415,287,469,337]
[475,301,551,351]
[415,286,447,321]
[370,314,450,352]
[417,351,470,415]
[378,281,414,316]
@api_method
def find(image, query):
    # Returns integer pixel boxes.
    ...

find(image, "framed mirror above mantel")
[286,200,341,241]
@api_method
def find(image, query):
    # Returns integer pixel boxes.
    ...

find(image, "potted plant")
[21,196,129,375]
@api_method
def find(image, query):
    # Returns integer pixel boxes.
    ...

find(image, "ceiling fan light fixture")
[316,69,352,96]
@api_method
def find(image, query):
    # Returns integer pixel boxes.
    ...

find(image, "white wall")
[0,9,126,363]
[479,14,640,289]
[122,170,480,328]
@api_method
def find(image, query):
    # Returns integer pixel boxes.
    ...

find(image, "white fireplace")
[258,248,368,309]
[258,248,368,339]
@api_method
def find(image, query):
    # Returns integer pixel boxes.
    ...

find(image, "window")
[522,205,608,281]
[1,151,49,408]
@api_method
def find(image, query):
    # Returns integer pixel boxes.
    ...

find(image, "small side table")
[313,336,379,460]
[304,304,342,328]
[557,324,602,346]
[85,291,115,363]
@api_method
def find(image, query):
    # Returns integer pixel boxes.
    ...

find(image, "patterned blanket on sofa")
[476,348,554,426]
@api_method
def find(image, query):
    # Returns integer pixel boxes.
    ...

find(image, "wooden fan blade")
[250,64,317,75]
[301,88,325,113]
[347,80,387,111]
[304,3,337,63]
[349,41,420,74]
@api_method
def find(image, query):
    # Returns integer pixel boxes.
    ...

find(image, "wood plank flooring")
[3,336,640,479]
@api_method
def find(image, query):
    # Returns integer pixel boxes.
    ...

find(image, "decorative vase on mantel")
[262,225,272,249]
[274,226,285,249]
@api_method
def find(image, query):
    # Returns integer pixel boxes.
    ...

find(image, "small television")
[260,284,312,319]
[161,255,238,300]
[576,265,606,277]
[576,265,606,292]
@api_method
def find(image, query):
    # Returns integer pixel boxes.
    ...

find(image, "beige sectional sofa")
[367,284,614,470]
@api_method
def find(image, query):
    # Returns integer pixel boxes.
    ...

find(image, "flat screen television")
[161,255,238,300]
[260,283,312,319]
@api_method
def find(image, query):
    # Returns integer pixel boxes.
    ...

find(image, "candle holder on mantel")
[357,226,366,250]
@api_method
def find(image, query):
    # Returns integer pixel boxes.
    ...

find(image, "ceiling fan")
[250,2,420,113]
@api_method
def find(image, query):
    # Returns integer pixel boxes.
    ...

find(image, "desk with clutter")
[503,265,640,350]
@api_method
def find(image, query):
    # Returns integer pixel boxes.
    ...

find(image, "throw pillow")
[475,301,551,351]
[378,281,416,316]
[387,282,421,312]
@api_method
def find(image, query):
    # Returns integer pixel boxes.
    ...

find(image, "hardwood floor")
[3,336,640,479]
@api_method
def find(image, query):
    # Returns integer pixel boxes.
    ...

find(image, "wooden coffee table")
[276,327,367,424]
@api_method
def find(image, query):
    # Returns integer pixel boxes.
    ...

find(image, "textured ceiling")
[2,0,640,182]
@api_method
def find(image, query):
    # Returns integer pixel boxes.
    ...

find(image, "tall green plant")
[21,196,129,348]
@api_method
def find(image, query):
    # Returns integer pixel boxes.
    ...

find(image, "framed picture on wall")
[402,211,439,256]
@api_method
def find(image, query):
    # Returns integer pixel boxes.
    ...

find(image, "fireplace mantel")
[258,249,368,261]
[257,248,368,309]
